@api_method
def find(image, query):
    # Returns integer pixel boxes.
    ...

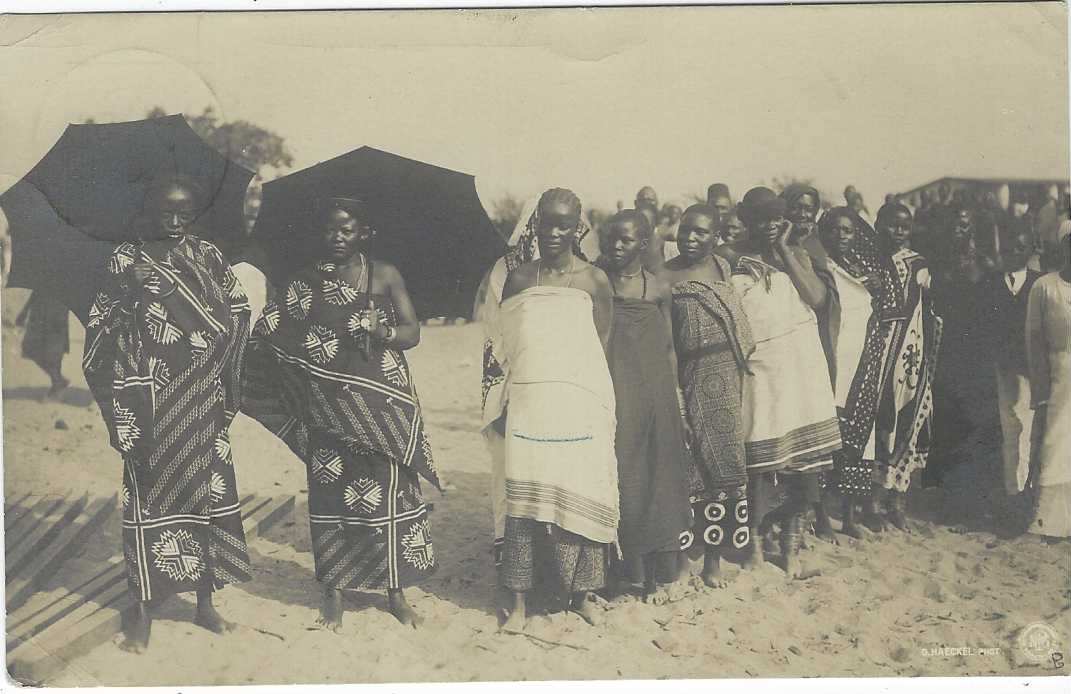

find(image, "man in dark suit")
[984,219,1043,533]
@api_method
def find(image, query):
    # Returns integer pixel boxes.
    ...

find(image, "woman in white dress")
[1025,230,1071,541]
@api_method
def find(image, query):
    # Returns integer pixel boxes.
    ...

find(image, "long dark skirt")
[21,291,69,373]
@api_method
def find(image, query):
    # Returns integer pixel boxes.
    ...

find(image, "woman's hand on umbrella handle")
[364,299,380,335]
[131,256,154,286]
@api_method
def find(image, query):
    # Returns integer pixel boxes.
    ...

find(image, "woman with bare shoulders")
[493,188,619,634]
[242,197,439,631]
[601,209,691,603]
[663,205,756,587]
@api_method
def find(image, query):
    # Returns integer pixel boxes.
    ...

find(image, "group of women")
[81,176,435,651]
[58,170,1071,647]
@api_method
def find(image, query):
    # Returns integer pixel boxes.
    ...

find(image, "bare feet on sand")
[570,592,600,626]
[644,581,689,604]
[316,587,344,633]
[742,530,764,570]
[841,518,867,541]
[388,589,423,628]
[500,591,526,633]
[194,589,237,634]
[814,516,839,545]
[119,603,151,654]
[700,551,731,589]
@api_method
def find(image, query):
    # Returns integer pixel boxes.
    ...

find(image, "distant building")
[900,176,1069,210]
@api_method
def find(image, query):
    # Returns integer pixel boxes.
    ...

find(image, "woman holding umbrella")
[242,197,439,631]
[82,175,253,653]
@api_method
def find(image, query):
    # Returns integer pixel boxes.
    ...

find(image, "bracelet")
[382,325,395,343]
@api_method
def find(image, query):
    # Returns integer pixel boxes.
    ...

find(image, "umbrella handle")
[360,251,375,360]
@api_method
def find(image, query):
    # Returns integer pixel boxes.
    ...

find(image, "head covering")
[876,201,912,227]
[502,188,591,274]
[737,187,786,228]
[707,183,732,201]
[780,183,821,209]
[821,205,903,314]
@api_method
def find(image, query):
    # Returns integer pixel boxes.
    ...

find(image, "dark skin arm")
[588,266,615,354]
[776,224,829,309]
[363,261,421,351]
[654,276,693,441]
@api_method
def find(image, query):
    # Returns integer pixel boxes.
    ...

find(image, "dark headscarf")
[875,202,912,227]
[737,187,786,228]
[780,183,821,209]
[820,206,903,316]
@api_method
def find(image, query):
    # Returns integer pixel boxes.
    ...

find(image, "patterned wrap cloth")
[242,260,439,590]
[670,271,756,552]
[83,235,252,601]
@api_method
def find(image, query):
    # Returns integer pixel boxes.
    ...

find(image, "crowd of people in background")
[477,178,1069,629]
[1,172,1067,643]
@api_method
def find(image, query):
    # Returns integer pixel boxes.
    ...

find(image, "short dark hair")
[683,203,719,222]
[607,209,652,239]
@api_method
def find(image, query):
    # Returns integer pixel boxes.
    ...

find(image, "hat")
[737,187,786,227]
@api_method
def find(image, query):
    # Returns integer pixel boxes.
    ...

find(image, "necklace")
[537,255,576,288]
[618,266,643,278]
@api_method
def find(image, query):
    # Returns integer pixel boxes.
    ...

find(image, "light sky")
[0,4,1067,215]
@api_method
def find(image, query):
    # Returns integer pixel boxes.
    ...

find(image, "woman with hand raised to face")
[726,187,842,581]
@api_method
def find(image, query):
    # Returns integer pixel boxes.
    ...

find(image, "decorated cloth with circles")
[670,280,755,549]
[242,260,439,589]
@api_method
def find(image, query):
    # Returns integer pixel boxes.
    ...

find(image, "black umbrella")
[251,146,504,320]
[0,180,112,324]
[19,114,253,254]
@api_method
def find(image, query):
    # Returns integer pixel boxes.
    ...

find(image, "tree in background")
[489,192,525,241]
[146,107,294,231]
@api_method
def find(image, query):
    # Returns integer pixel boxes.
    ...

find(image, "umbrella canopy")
[0,180,112,324]
[21,114,254,253]
[251,146,504,320]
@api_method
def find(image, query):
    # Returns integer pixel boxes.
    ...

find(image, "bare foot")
[841,519,867,541]
[701,556,730,589]
[861,510,886,534]
[645,580,690,604]
[316,587,344,633]
[644,583,669,605]
[887,508,911,532]
[742,532,764,571]
[194,588,237,634]
[194,604,237,634]
[570,593,600,626]
[119,603,151,654]
[783,551,803,580]
[500,591,526,634]
[814,518,839,545]
[388,589,423,629]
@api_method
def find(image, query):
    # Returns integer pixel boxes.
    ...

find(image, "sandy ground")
[2,286,1069,685]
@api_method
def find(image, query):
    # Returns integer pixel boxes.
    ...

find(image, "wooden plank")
[6,496,117,610]
[7,577,129,685]
[3,491,34,529]
[7,495,295,683]
[6,561,126,652]
[4,492,74,565]
[7,494,253,647]
[5,496,64,551]
[6,495,87,581]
